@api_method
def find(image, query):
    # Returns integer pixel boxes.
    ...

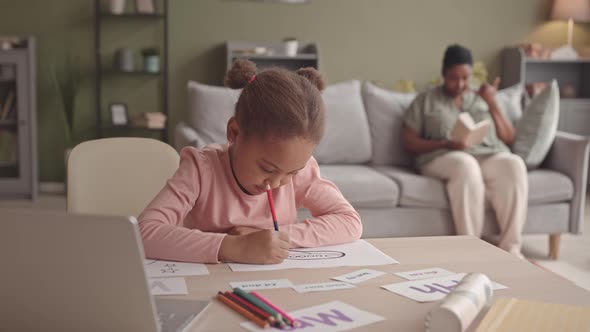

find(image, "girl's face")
[227,118,316,195]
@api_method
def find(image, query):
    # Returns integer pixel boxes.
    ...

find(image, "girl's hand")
[218,229,290,264]
[228,226,260,236]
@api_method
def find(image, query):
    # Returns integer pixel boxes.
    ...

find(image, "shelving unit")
[502,47,590,136]
[0,36,37,199]
[502,46,590,187]
[226,41,319,72]
[94,0,169,142]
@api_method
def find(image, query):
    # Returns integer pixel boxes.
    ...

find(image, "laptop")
[0,208,210,332]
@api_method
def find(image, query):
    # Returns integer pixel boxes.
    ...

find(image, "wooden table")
[180,236,590,331]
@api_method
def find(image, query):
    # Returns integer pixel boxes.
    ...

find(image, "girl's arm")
[283,157,362,248]
[138,148,226,263]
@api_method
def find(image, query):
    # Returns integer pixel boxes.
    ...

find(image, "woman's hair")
[442,44,473,73]
[224,59,326,144]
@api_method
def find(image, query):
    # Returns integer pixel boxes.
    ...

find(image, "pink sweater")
[138,144,362,263]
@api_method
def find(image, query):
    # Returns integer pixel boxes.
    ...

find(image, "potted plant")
[141,47,160,73]
[51,53,81,150]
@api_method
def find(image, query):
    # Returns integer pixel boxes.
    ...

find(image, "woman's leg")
[479,152,528,255]
[421,151,485,236]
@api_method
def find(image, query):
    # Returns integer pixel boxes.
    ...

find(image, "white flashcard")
[381,273,507,302]
[241,301,385,332]
[144,259,209,278]
[149,277,188,296]
[331,269,386,284]
[394,267,455,281]
[228,240,398,272]
[229,279,293,291]
[292,282,355,294]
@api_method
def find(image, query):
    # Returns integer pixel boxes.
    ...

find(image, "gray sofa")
[175,80,590,258]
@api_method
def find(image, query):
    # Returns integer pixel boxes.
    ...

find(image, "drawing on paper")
[288,250,346,260]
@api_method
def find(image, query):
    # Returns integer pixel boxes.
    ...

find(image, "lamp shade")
[551,0,590,22]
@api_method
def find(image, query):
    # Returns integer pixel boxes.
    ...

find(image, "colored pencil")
[251,291,297,327]
[265,184,279,231]
[233,287,285,324]
[224,291,276,324]
[216,292,269,329]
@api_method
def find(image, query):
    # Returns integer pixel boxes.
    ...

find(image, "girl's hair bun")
[296,67,325,92]
[224,59,257,89]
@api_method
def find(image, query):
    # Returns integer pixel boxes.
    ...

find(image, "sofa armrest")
[542,131,590,234]
[174,121,208,151]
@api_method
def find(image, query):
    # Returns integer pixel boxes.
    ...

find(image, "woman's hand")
[446,140,468,150]
[218,229,290,264]
[478,77,500,105]
[227,226,260,236]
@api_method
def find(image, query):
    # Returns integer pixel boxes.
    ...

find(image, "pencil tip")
[266,183,271,190]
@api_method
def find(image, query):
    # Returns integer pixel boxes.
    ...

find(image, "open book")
[475,297,590,331]
[450,112,490,147]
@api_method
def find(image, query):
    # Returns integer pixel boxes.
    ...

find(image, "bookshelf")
[94,0,169,142]
[0,36,37,199]
[226,41,319,73]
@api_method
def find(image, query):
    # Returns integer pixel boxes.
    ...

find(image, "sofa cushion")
[375,166,573,209]
[314,80,372,164]
[319,165,399,208]
[187,81,240,145]
[528,170,573,204]
[512,80,560,169]
[375,166,448,209]
[362,82,416,167]
[495,84,524,124]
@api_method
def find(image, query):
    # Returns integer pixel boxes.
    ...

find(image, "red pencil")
[265,184,279,231]
[251,291,297,327]
[217,292,269,329]
[223,291,276,324]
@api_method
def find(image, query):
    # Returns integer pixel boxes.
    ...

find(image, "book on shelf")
[0,90,15,120]
[450,112,490,147]
[475,297,590,331]
[131,112,166,129]
[0,130,17,164]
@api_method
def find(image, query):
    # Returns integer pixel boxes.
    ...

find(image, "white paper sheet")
[381,273,507,302]
[229,279,293,291]
[241,301,385,332]
[292,281,355,294]
[144,259,209,278]
[332,269,386,284]
[148,277,188,295]
[227,240,398,272]
[394,267,455,281]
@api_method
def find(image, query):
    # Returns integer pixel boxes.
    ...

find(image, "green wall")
[0,0,588,182]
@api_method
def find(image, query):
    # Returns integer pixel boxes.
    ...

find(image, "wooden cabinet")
[0,37,37,199]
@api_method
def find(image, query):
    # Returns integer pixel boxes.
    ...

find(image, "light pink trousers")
[421,151,528,254]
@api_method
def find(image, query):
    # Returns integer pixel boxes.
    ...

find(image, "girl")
[138,59,362,264]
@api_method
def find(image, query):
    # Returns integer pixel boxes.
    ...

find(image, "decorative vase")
[284,40,298,57]
[143,55,160,73]
[110,0,126,14]
[114,48,135,72]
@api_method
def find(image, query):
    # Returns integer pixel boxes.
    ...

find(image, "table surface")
[177,236,590,332]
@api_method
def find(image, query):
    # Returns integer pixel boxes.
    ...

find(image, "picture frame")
[110,103,129,126]
[135,0,156,14]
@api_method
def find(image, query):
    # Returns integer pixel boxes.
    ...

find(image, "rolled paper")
[425,273,493,332]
